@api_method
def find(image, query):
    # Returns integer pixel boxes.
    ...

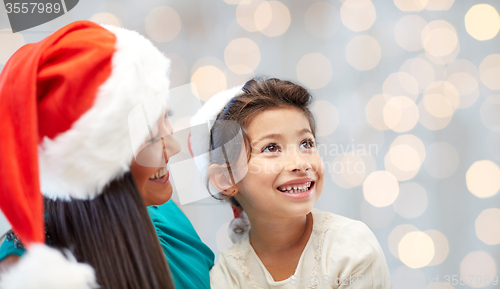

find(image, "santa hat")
[0,21,170,288]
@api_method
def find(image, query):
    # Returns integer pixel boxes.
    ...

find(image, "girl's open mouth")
[277,181,315,199]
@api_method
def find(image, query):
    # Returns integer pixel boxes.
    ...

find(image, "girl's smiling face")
[233,107,325,221]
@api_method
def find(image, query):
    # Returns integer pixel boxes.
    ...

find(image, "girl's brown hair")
[208,77,316,212]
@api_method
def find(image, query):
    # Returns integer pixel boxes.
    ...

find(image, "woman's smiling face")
[131,110,181,206]
[233,107,325,221]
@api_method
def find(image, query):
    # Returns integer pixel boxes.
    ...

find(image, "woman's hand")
[0,255,20,274]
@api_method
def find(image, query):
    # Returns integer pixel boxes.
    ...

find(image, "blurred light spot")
[480,96,500,131]
[394,182,428,219]
[487,132,500,161]
[460,251,497,288]
[385,134,425,181]
[475,208,500,245]
[447,73,479,109]
[418,98,453,130]
[254,1,291,37]
[466,160,500,198]
[389,145,421,172]
[425,230,449,266]
[394,0,428,11]
[366,94,389,131]
[346,35,381,71]
[340,0,376,32]
[216,222,233,251]
[423,81,460,118]
[400,57,435,93]
[165,53,189,88]
[383,72,420,101]
[90,12,122,27]
[310,100,339,136]
[363,171,399,207]
[422,20,458,58]
[465,4,500,41]
[388,224,419,259]
[305,2,341,38]
[479,54,500,90]
[383,96,419,132]
[425,0,454,11]
[0,29,25,65]
[236,0,265,32]
[296,53,333,89]
[224,38,260,75]
[394,15,427,51]
[426,41,460,65]
[191,66,227,101]
[399,231,435,268]
[424,142,459,179]
[360,200,396,229]
[145,6,181,43]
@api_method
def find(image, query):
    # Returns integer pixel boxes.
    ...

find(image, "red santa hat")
[0,20,170,288]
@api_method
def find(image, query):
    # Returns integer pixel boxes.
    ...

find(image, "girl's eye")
[300,139,315,150]
[165,110,173,118]
[262,143,281,153]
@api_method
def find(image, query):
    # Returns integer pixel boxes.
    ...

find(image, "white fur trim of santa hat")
[189,85,244,177]
[38,25,170,200]
[0,244,98,289]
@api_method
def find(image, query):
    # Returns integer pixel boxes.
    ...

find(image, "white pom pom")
[0,244,98,289]
[228,211,251,244]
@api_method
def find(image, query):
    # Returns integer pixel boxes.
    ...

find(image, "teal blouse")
[0,200,214,289]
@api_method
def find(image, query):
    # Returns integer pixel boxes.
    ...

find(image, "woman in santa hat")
[0,21,213,288]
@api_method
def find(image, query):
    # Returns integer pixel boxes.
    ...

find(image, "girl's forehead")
[246,108,312,139]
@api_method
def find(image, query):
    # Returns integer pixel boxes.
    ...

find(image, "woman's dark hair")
[208,77,316,212]
[44,172,174,289]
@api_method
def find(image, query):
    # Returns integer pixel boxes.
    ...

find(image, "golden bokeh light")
[425,230,450,266]
[424,142,459,179]
[460,251,497,288]
[466,160,500,198]
[481,96,500,131]
[366,94,390,131]
[393,0,428,12]
[236,0,265,32]
[296,53,333,89]
[394,15,427,51]
[400,57,435,93]
[0,29,25,65]
[363,171,399,207]
[418,98,453,130]
[190,66,227,101]
[393,182,428,219]
[385,134,425,181]
[224,38,261,75]
[254,1,291,37]
[383,96,419,132]
[425,0,454,11]
[346,35,382,71]
[422,20,458,58]
[340,0,376,32]
[465,4,500,41]
[388,224,419,258]
[360,200,396,229]
[399,231,435,268]
[475,208,500,245]
[383,72,420,101]
[90,12,122,27]
[479,54,500,90]
[145,6,182,43]
[422,81,460,118]
[310,100,339,136]
[304,2,341,38]
[447,73,479,109]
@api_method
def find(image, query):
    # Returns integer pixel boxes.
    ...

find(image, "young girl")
[203,78,391,288]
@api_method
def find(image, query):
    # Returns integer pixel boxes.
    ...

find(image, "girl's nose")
[286,146,312,172]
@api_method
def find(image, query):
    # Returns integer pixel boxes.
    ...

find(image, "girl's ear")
[207,164,238,197]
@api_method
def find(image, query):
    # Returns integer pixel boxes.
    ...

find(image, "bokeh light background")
[1,0,500,288]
